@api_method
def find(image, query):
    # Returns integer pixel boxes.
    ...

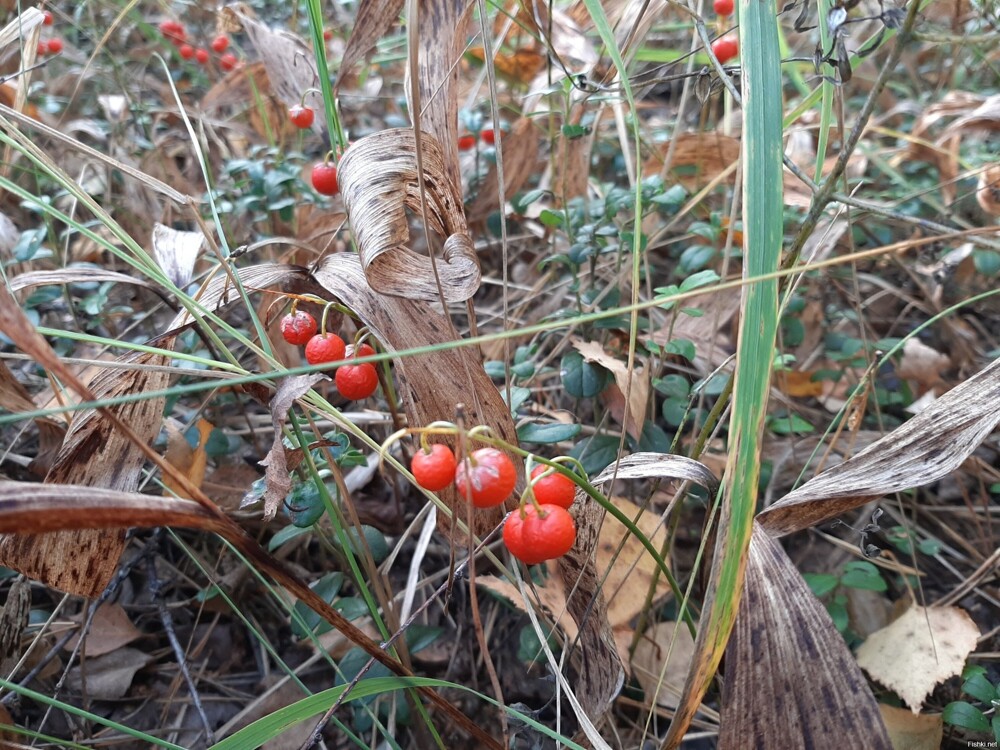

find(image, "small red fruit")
[36,41,47,56]
[455,448,517,508]
[457,134,476,151]
[195,48,209,65]
[304,333,346,365]
[289,104,315,129]
[279,310,317,346]
[311,162,339,195]
[412,444,458,492]
[323,28,334,41]
[219,52,238,71]
[159,20,186,45]
[503,504,577,564]
[42,10,53,25]
[336,363,379,400]
[530,465,577,509]
[480,128,496,145]
[711,37,739,63]
[46,37,62,54]
[713,0,735,15]
[211,34,230,53]
[179,43,195,60]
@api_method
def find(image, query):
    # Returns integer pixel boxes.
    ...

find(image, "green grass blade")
[662,0,784,743]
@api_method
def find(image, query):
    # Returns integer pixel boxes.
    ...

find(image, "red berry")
[347,342,376,359]
[179,43,195,60]
[455,448,517,508]
[195,48,209,65]
[711,37,739,63]
[503,504,576,564]
[480,128,496,145]
[530,465,577,509]
[42,10,53,25]
[279,310,317,346]
[211,35,229,53]
[336,363,378,400]
[411,444,457,491]
[219,52,238,71]
[457,134,476,151]
[304,333,346,365]
[311,162,339,195]
[713,0,735,15]
[46,37,62,54]
[36,41,47,56]
[159,20,185,45]
[289,104,315,129]
[323,28,334,41]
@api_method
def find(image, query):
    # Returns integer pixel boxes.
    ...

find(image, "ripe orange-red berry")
[42,10,53,25]
[279,310,317,346]
[530,465,577,509]
[455,448,517,508]
[289,105,315,129]
[179,43,195,60]
[304,333,346,365]
[335,363,378,400]
[219,52,238,71]
[46,37,63,54]
[713,0,734,15]
[711,37,738,63]
[195,48,209,64]
[457,134,476,151]
[311,163,339,195]
[211,35,229,53]
[503,504,576,564]
[411,444,457,491]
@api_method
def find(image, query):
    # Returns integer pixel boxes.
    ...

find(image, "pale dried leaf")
[856,605,980,713]
[757,355,1000,536]
[897,339,950,392]
[477,573,577,641]
[0,344,172,597]
[408,0,471,186]
[337,0,405,92]
[644,132,740,190]
[879,703,943,750]
[65,603,142,658]
[976,163,1000,216]
[8,267,157,294]
[591,452,720,495]
[168,264,305,331]
[66,647,152,700]
[338,128,480,303]
[632,621,696,709]
[153,223,204,289]
[223,6,323,131]
[0,210,17,255]
[720,526,892,749]
[574,339,648,439]
[0,579,29,661]
[613,0,668,66]
[255,374,328,521]
[163,418,214,500]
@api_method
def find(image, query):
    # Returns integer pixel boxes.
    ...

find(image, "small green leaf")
[961,672,999,704]
[943,701,990,732]
[665,338,696,361]
[517,422,581,444]
[680,269,721,292]
[654,374,690,399]
[569,434,619,474]
[539,208,565,227]
[560,351,610,398]
[803,573,839,598]
[840,561,887,592]
[284,482,326,528]
[292,572,344,637]
[768,413,815,435]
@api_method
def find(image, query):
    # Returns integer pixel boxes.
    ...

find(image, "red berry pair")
[411,445,516,508]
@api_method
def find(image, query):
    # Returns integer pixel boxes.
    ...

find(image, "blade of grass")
[661,0,784,743]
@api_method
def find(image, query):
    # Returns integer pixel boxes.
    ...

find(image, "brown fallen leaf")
[65,602,142,658]
[574,339,649,439]
[879,703,943,750]
[66,647,152,701]
[632,621,696,709]
[856,605,980,713]
[163,418,214,500]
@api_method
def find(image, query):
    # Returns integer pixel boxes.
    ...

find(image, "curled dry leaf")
[856,605,980,713]
[338,128,481,303]
[336,0,405,92]
[756,355,1000,537]
[152,222,204,289]
[721,525,892,749]
[253,374,329,521]
[8,267,157,295]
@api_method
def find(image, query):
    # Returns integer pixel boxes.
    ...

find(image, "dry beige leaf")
[632,621,696,709]
[338,128,481,303]
[222,5,323,132]
[478,572,577,641]
[336,0,405,92]
[66,647,152,700]
[0,579,29,663]
[8,267,157,295]
[0,347,171,597]
[254,374,328,521]
[879,703,943,750]
[65,603,142,658]
[757,355,1000,537]
[644,132,740,191]
[721,525,892,748]
[574,339,648,439]
[153,223,204,289]
[897,338,950,393]
[857,605,980,713]
[0,210,18,255]
[552,101,601,203]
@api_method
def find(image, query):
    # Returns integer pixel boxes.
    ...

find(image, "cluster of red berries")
[710,0,739,63]
[411,446,579,564]
[457,128,499,152]
[279,310,379,400]
[158,20,239,71]
[35,10,63,56]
